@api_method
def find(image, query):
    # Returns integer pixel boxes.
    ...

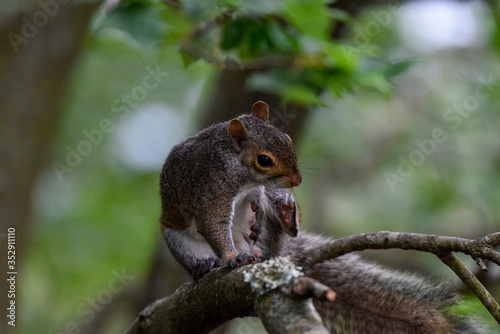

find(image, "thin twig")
[298,232,500,268]
[439,252,500,324]
[292,277,337,302]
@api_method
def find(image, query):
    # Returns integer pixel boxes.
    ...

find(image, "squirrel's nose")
[291,172,302,187]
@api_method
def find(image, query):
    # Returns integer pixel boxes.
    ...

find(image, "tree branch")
[256,289,328,334]
[298,232,500,268]
[126,232,500,333]
[125,257,326,334]
[439,252,500,322]
[292,277,337,302]
[125,266,253,334]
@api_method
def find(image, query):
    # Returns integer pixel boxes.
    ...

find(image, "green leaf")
[265,20,299,54]
[181,0,240,20]
[284,0,332,41]
[384,60,417,78]
[248,72,324,106]
[245,18,267,56]
[179,48,200,67]
[354,71,393,95]
[159,6,193,44]
[327,75,351,97]
[323,43,359,71]
[221,17,245,51]
[282,85,325,106]
[222,17,278,58]
[99,1,166,50]
[328,8,350,22]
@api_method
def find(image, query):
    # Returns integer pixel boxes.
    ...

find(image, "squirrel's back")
[160,120,239,229]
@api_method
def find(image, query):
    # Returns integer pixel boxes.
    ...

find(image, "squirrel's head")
[228,101,302,189]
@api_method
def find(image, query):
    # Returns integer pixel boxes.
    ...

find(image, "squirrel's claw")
[227,253,260,269]
[236,252,261,266]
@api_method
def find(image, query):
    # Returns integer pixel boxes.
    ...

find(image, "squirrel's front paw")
[279,202,299,237]
[193,258,221,280]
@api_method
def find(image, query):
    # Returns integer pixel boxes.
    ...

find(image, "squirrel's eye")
[257,155,274,168]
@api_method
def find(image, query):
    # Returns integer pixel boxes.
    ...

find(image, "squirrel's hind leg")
[248,186,267,243]
[163,226,219,279]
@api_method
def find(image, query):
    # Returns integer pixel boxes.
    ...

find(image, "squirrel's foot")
[279,203,299,237]
[249,222,262,244]
[227,253,261,269]
[237,252,261,266]
[193,258,221,280]
[249,202,264,244]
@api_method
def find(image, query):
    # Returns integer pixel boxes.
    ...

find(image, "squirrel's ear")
[252,101,269,123]
[228,119,249,152]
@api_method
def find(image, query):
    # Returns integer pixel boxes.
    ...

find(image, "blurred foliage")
[19,0,500,333]
[95,0,411,105]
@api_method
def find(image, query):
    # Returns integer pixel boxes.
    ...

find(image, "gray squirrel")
[159,101,486,332]
[160,101,302,279]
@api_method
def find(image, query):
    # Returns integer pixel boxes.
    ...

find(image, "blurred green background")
[1,0,500,333]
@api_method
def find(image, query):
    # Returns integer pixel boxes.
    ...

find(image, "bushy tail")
[286,234,489,334]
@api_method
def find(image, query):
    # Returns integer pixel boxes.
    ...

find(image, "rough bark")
[126,257,332,334]
[127,266,254,334]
